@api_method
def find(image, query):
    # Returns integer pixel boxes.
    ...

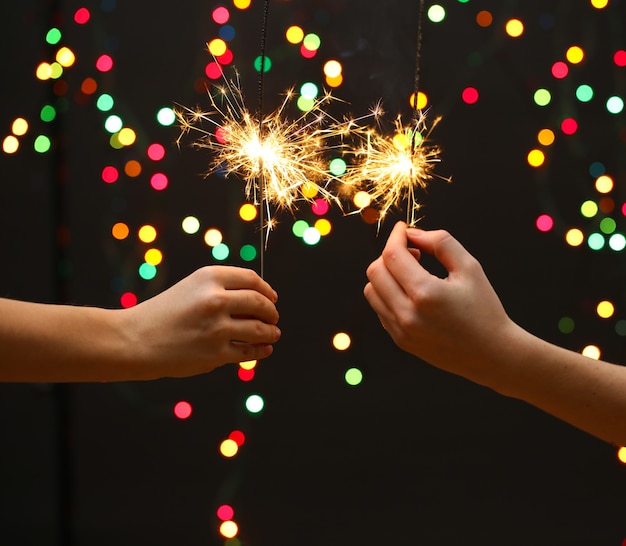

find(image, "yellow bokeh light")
[239,359,257,370]
[118,127,137,146]
[537,128,555,146]
[315,218,332,236]
[527,149,545,167]
[301,183,319,199]
[233,0,251,8]
[590,0,609,8]
[138,225,157,243]
[565,228,584,247]
[111,222,130,240]
[2,135,19,154]
[617,447,626,464]
[323,60,342,78]
[409,91,428,110]
[286,25,304,44]
[597,300,615,319]
[36,62,52,80]
[566,45,584,64]
[595,175,613,193]
[353,190,372,209]
[582,345,601,360]
[505,19,524,37]
[393,133,411,151]
[333,332,351,351]
[144,248,163,266]
[239,203,258,222]
[219,439,239,458]
[56,46,76,67]
[12,118,28,136]
[208,39,227,57]
[204,228,223,247]
[219,520,239,539]
[325,74,343,88]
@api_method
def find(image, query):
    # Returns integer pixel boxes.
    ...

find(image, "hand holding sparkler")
[364,222,626,447]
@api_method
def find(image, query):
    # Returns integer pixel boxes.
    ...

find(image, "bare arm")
[1,266,281,383]
[364,222,626,446]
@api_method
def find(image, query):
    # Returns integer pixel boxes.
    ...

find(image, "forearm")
[482,322,626,446]
[0,298,133,383]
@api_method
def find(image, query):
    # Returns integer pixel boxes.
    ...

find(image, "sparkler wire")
[257,0,271,279]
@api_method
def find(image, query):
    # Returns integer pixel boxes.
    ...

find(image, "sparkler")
[342,0,447,227]
[176,76,349,234]
[343,110,443,227]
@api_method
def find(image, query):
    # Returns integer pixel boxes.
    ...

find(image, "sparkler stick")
[342,0,446,228]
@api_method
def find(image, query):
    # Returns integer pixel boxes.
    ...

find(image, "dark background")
[1,1,626,545]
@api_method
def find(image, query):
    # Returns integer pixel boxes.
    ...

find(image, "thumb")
[406,229,475,274]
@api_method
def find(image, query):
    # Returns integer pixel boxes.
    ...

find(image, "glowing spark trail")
[176,75,351,238]
[344,111,443,227]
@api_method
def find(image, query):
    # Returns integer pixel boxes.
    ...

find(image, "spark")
[343,110,446,227]
[176,73,352,233]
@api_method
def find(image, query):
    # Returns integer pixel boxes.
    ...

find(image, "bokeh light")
[597,300,615,319]
[345,368,363,386]
[245,394,264,414]
[581,345,601,360]
[220,521,238,539]
[174,401,192,420]
[138,225,157,243]
[204,228,223,247]
[333,332,351,351]
[505,19,524,38]
[219,439,239,458]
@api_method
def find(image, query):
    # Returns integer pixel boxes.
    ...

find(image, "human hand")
[364,222,515,385]
[120,266,281,379]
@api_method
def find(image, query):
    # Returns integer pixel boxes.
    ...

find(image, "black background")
[1,1,626,545]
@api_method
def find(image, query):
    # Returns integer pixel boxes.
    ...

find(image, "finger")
[229,341,274,362]
[380,223,432,290]
[365,256,412,316]
[406,229,475,274]
[227,290,280,324]
[229,319,281,345]
[218,266,278,303]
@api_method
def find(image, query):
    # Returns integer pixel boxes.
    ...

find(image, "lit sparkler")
[176,74,348,237]
[343,110,444,227]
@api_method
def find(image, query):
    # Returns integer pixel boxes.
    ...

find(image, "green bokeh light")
[345,368,363,386]
[302,227,321,245]
[558,317,575,334]
[46,28,62,45]
[139,262,157,280]
[615,320,626,336]
[245,394,264,414]
[240,244,257,262]
[253,55,272,72]
[600,217,617,234]
[297,96,315,112]
[96,94,114,112]
[587,232,605,250]
[292,220,309,237]
[533,89,552,106]
[576,84,594,102]
[609,233,626,251]
[300,82,318,100]
[212,243,230,261]
[104,115,123,133]
[156,107,176,126]
[34,135,51,153]
[302,33,321,50]
[40,105,56,122]
[606,96,624,114]
[329,158,347,176]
